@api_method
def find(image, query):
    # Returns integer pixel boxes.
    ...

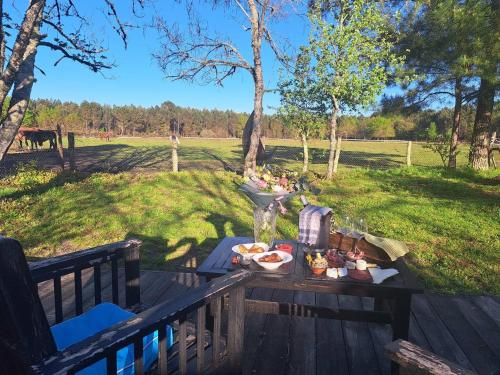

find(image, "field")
[4,136,477,176]
[1,142,499,294]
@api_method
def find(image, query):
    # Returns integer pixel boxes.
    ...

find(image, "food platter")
[229,243,295,275]
[231,242,269,261]
[252,250,293,270]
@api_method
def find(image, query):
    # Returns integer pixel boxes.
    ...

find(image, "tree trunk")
[301,132,309,173]
[327,106,338,180]
[469,77,494,170]
[0,19,40,162]
[243,0,265,176]
[448,77,462,168]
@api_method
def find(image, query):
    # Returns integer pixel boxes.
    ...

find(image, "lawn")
[1,164,498,294]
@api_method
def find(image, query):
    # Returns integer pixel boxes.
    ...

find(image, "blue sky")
[15,1,402,113]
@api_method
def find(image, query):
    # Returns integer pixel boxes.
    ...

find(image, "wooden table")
[197,236,423,374]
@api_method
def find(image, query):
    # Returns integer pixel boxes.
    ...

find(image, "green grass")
[1,164,498,294]
[43,136,475,173]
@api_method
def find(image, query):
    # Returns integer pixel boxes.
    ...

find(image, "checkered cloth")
[298,205,332,246]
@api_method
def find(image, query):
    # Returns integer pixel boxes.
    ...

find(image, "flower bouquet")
[239,165,309,247]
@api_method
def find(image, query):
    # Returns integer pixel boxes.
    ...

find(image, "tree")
[278,49,326,172]
[0,0,144,161]
[153,0,290,175]
[366,116,396,139]
[308,0,404,179]
[468,0,499,170]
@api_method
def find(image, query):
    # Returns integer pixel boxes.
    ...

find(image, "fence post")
[406,141,412,166]
[171,136,179,172]
[56,125,64,170]
[68,133,76,171]
[333,136,342,173]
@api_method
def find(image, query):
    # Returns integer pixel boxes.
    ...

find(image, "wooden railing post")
[68,132,76,171]
[227,286,245,373]
[124,242,141,307]
[406,141,412,166]
[56,125,64,170]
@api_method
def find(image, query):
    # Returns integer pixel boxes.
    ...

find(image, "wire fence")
[1,137,496,177]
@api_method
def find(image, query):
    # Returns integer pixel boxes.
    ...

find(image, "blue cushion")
[51,303,174,375]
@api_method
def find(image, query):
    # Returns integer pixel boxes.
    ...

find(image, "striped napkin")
[298,205,332,246]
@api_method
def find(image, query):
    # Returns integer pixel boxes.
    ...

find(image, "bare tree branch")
[38,40,112,71]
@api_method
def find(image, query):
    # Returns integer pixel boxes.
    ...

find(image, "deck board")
[37,269,500,374]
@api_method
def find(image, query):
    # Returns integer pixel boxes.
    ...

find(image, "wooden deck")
[38,268,500,375]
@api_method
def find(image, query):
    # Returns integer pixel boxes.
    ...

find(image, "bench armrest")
[385,339,476,375]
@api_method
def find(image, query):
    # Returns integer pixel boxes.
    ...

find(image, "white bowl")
[252,250,293,270]
[232,242,270,261]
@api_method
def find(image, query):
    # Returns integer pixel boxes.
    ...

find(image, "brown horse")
[17,128,57,150]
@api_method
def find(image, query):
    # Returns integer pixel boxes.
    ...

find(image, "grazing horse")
[20,128,57,150]
[98,131,112,141]
[16,127,39,149]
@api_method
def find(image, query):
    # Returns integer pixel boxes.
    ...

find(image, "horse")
[98,131,112,141]
[16,127,39,149]
[24,129,57,150]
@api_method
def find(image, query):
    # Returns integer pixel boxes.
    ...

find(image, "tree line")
[15,97,483,143]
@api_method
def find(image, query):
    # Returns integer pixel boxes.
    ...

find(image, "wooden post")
[171,136,179,172]
[68,133,76,171]
[406,141,412,166]
[227,286,245,373]
[56,125,64,170]
[333,136,342,173]
[124,243,141,308]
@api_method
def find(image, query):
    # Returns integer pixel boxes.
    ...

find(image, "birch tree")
[153,0,291,175]
[0,0,144,161]
[308,0,404,179]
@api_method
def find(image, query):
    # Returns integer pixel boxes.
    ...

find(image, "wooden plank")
[287,290,316,375]
[338,294,381,375]
[196,305,206,373]
[361,297,392,375]
[427,295,499,374]
[178,318,187,374]
[315,293,349,375]
[197,237,250,277]
[106,352,117,375]
[385,340,476,375]
[124,243,141,307]
[54,276,63,323]
[74,269,83,316]
[93,264,102,305]
[134,336,144,375]
[211,297,222,367]
[452,296,500,360]
[228,287,245,373]
[111,257,119,305]
[158,324,168,375]
[471,295,500,327]
[410,295,474,371]
[251,288,294,375]
[241,287,275,374]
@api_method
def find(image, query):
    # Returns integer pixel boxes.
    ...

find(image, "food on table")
[311,253,328,275]
[258,253,283,263]
[345,260,356,270]
[276,243,293,254]
[326,268,338,278]
[306,253,313,266]
[346,249,365,261]
[356,259,367,271]
[325,249,345,268]
[238,244,265,254]
[348,269,373,282]
[367,263,378,268]
[231,256,240,265]
[337,267,348,278]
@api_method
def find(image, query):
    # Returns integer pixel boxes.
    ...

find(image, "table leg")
[391,294,412,375]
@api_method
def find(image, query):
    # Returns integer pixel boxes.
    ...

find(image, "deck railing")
[31,269,253,375]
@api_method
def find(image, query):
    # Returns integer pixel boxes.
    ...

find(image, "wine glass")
[355,218,368,234]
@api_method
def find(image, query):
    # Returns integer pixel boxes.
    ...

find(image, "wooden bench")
[0,236,253,374]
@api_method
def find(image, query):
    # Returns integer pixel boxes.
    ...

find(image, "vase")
[253,205,278,247]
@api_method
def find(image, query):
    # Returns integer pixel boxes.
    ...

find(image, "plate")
[232,242,269,261]
[252,250,293,270]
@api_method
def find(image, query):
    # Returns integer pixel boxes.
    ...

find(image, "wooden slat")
[106,351,117,375]
[411,295,474,371]
[134,336,144,375]
[124,244,141,307]
[471,295,500,327]
[111,257,119,305]
[158,325,168,375]
[228,287,245,372]
[74,269,83,316]
[93,264,102,305]
[211,297,222,367]
[385,340,476,375]
[53,276,63,323]
[179,318,187,375]
[338,294,381,375]
[316,293,349,375]
[196,305,206,373]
